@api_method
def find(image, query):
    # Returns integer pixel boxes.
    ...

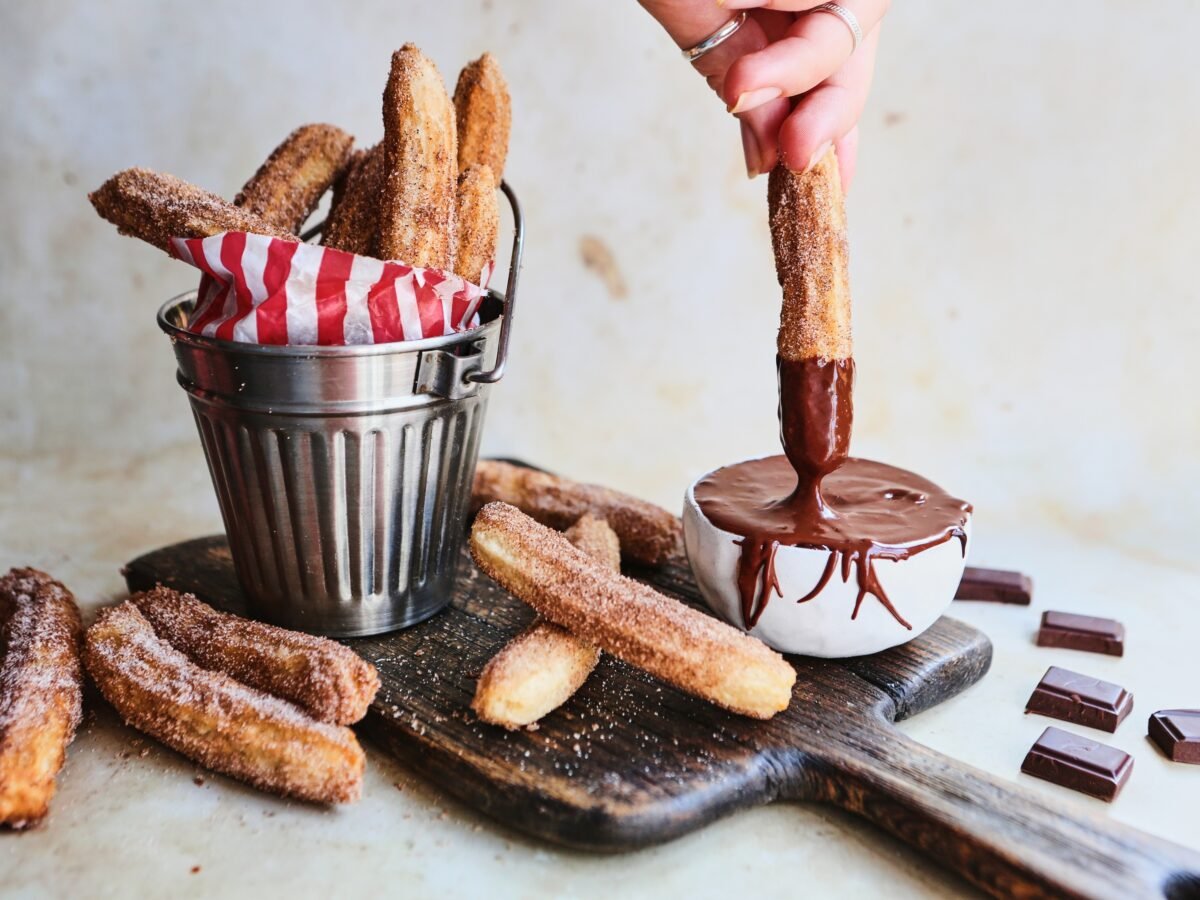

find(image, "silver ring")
[811,2,862,52]
[681,12,747,63]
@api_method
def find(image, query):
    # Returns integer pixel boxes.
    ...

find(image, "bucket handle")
[464,180,523,386]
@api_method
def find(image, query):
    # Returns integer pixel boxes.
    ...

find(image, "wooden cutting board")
[124,527,1200,900]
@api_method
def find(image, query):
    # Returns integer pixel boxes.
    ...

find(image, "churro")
[453,164,499,284]
[89,168,298,253]
[0,569,83,829]
[472,460,681,566]
[379,44,457,269]
[84,602,363,804]
[471,503,796,719]
[767,148,851,362]
[453,52,511,183]
[322,144,384,256]
[131,586,379,726]
[234,123,354,233]
[472,515,617,729]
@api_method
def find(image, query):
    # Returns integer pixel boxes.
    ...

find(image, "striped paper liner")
[170,232,492,345]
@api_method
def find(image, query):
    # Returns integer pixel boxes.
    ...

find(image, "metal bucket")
[157,183,524,637]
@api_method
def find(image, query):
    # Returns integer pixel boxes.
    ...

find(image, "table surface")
[1,446,1197,899]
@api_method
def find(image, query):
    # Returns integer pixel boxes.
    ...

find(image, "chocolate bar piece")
[1148,710,1200,764]
[1025,665,1133,733]
[953,566,1032,604]
[1020,726,1133,801]
[1036,611,1125,657]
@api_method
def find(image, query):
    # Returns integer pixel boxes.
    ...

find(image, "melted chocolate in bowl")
[694,354,972,633]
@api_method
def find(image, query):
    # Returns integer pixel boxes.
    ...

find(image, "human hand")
[638,0,887,188]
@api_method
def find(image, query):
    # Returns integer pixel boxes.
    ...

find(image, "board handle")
[810,726,1200,899]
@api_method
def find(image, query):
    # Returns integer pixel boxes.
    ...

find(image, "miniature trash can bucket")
[156,183,524,636]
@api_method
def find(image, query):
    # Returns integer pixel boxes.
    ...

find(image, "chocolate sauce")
[695,355,971,631]
[778,357,854,512]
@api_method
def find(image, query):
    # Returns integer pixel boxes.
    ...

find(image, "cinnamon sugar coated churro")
[454,53,511,182]
[0,569,83,829]
[323,144,384,256]
[379,44,458,268]
[472,515,617,729]
[768,149,851,361]
[453,164,499,283]
[234,123,354,232]
[131,586,379,726]
[471,503,796,719]
[84,602,364,804]
[89,168,299,253]
[472,460,681,566]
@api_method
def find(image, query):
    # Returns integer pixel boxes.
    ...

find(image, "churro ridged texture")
[471,503,796,719]
[130,586,379,726]
[0,569,83,829]
[89,168,299,253]
[323,144,384,256]
[453,164,499,284]
[84,602,364,804]
[472,460,681,566]
[234,123,355,233]
[768,149,852,361]
[472,515,617,730]
[454,52,511,183]
[379,44,458,269]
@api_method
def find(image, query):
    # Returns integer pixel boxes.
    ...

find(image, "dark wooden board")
[125,537,1200,900]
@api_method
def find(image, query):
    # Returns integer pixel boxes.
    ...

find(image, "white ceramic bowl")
[682,465,971,658]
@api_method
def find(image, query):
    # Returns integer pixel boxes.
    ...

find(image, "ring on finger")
[809,3,863,52]
[681,12,748,63]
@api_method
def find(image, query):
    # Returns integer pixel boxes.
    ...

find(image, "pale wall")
[2,1,1197,567]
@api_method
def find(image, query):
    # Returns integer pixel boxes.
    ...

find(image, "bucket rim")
[157,290,504,359]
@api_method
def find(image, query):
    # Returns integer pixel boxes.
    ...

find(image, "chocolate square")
[1148,710,1200,764]
[954,566,1032,604]
[1025,665,1133,733]
[1036,611,1124,656]
[1021,726,1133,801]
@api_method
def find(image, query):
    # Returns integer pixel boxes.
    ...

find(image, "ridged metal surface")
[161,293,501,636]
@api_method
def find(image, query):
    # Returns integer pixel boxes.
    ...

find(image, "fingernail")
[729,86,782,115]
[803,141,833,173]
[741,120,762,179]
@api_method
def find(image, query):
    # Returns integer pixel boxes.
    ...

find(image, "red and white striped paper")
[170,232,492,345]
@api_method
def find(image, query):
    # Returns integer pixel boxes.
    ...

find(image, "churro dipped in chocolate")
[694,149,970,631]
[234,123,354,233]
[379,45,457,269]
[322,145,384,256]
[471,503,795,719]
[0,569,83,829]
[767,148,853,503]
[472,515,617,730]
[454,53,511,183]
[89,168,298,253]
[472,460,681,566]
[131,586,379,726]
[85,602,364,805]
[453,164,499,284]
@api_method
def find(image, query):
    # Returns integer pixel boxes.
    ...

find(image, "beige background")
[2,1,1198,897]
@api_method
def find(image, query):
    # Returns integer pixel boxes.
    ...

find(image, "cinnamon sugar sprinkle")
[89,168,298,253]
[0,568,84,829]
[131,585,379,726]
[83,602,364,805]
[768,150,852,362]
[234,123,354,233]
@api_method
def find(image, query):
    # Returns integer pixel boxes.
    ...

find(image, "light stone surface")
[2,0,1199,896]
